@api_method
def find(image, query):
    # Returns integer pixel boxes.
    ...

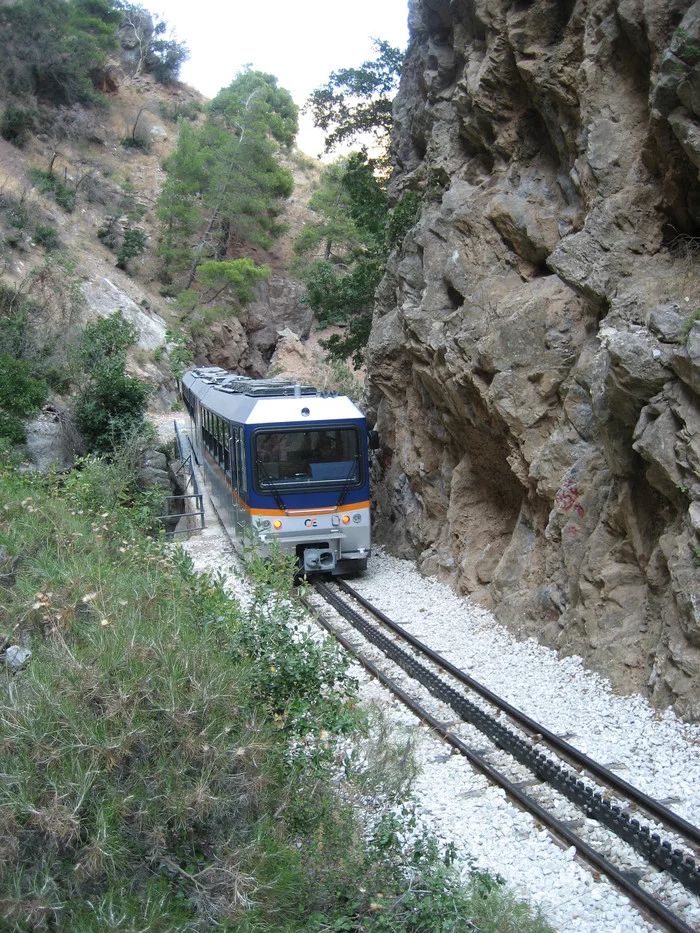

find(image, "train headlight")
[272,519,283,530]
[341,515,351,525]
[260,519,271,529]
[352,513,361,523]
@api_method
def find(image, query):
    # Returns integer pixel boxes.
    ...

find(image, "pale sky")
[141,0,410,155]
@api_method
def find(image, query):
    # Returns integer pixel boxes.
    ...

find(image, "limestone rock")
[24,405,83,472]
[82,277,167,350]
[368,0,700,718]
[245,274,313,376]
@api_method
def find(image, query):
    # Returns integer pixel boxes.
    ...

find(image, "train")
[181,367,377,576]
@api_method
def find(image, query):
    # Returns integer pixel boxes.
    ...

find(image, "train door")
[192,398,203,461]
[231,425,247,539]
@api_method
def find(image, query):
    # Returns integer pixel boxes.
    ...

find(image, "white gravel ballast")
[171,443,700,933]
[345,548,700,933]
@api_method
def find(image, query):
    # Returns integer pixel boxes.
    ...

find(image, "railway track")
[303,577,700,933]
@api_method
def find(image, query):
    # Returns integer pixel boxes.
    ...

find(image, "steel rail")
[312,579,700,896]
[337,578,700,850]
[302,592,698,933]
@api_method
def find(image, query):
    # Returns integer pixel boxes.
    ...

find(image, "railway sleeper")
[314,581,700,895]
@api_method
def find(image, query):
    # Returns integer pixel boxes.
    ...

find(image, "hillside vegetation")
[0,432,554,932]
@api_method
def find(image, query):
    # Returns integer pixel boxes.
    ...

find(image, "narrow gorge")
[367,0,700,718]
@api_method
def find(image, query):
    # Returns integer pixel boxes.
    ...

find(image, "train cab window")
[254,427,361,491]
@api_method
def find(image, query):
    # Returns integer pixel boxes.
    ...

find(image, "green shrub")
[33,223,59,250]
[29,167,56,194]
[54,182,76,212]
[0,353,48,443]
[116,226,147,271]
[72,312,151,455]
[326,359,363,401]
[158,99,201,123]
[682,307,700,342]
[0,103,35,146]
[164,328,194,381]
[29,168,76,212]
[7,202,29,229]
[74,358,151,455]
[77,310,138,369]
[388,189,422,247]
[121,134,150,153]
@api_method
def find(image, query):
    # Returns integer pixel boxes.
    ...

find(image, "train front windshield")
[254,427,361,490]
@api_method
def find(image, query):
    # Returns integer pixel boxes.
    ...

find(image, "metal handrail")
[158,420,205,536]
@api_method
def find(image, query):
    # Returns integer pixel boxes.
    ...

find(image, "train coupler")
[303,548,336,573]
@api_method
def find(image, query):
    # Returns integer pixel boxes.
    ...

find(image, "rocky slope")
[0,38,321,404]
[367,0,700,718]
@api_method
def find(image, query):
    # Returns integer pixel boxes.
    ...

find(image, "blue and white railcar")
[181,367,374,575]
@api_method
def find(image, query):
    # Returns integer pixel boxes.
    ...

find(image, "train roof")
[181,368,365,426]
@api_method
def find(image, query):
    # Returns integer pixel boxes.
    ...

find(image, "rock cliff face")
[368,0,700,718]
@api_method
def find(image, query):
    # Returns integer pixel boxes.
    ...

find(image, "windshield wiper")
[256,460,286,511]
[336,457,359,507]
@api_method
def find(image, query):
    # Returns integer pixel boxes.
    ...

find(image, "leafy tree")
[297,151,388,366]
[76,310,138,370]
[116,226,147,271]
[156,70,297,288]
[296,151,422,367]
[306,39,404,165]
[168,259,271,342]
[292,159,362,266]
[73,312,151,454]
[0,0,121,107]
[149,30,189,85]
[300,42,422,366]
[74,359,150,454]
[0,263,84,389]
[154,121,206,277]
[117,5,189,85]
[197,259,270,305]
[0,354,48,443]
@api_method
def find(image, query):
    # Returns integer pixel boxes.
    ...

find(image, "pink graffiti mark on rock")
[555,478,585,518]
[555,478,579,510]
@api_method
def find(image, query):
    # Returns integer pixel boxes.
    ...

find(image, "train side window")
[202,408,210,452]
[237,427,248,499]
[214,415,222,464]
[220,420,226,469]
[223,422,231,479]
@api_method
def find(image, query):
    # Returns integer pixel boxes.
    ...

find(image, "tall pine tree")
[157,70,297,289]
